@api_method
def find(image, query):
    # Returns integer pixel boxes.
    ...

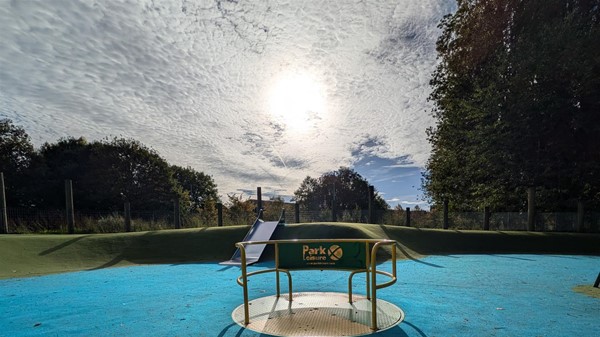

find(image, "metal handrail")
[235,238,397,331]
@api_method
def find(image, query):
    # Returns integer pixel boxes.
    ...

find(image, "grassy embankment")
[1,223,599,279]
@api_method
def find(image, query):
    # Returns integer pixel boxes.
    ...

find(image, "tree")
[294,167,389,213]
[0,119,36,206]
[32,137,92,208]
[31,137,185,210]
[424,0,600,211]
[171,165,219,210]
[225,193,255,225]
[0,119,35,174]
[95,138,183,210]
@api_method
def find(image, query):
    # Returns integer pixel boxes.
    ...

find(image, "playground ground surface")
[1,254,599,337]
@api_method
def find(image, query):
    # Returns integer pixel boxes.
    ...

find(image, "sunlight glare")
[268,73,326,132]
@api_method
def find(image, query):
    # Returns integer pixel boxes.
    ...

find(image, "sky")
[0,0,456,210]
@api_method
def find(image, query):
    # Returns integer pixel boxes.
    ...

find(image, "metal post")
[65,179,75,234]
[365,242,370,300]
[0,172,8,234]
[239,244,250,325]
[527,187,536,231]
[124,201,131,232]
[217,202,223,227]
[275,243,280,297]
[294,203,300,223]
[257,187,262,220]
[484,206,490,231]
[371,246,377,331]
[405,207,411,227]
[443,199,449,230]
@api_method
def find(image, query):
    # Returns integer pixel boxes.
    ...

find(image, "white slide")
[220,218,281,266]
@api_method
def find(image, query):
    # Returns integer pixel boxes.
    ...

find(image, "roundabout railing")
[235,238,398,331]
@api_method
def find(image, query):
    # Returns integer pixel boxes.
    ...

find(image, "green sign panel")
[278,242,366,270]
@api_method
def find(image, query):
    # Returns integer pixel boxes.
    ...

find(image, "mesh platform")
[232,292,404,336]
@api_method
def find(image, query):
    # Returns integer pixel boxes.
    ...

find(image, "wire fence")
[3,206,599,234]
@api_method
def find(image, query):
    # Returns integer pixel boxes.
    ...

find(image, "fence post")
[294,203,300,223]
[124,201,131,232]
[173,199,181,229]
[527,187,536,231]
[576,200,584,233]
[0,172,8,234]
[368,185,374,224]
[257,187,262,220]
[217,202,223,227]
[65,179,75,234]
[443,199,449,230]
[484,206,490,230]
[405,207,411,227]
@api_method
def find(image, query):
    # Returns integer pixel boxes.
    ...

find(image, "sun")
[268,72,326,131]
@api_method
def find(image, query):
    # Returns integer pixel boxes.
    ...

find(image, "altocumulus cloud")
[0,0,456,207]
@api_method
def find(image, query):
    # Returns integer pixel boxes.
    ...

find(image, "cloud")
[0,0,456,204]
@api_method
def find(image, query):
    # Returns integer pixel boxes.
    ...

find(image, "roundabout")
[232,292,404,336]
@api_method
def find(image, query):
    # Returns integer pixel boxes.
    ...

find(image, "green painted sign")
[278,242,366,270]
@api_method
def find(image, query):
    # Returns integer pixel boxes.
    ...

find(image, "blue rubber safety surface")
[1,255,598,337]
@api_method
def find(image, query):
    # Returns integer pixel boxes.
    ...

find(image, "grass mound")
[1,222,599,279]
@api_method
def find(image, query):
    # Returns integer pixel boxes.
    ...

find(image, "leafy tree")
[294,167,388,213]
[425,0,600,211]
[225,193,255,225]
[0,121,220,213]
[263,195,286,221]
[94,138,183,210]
[0,119,35,174]
[171,165,219,210]
[0,119,36,206]
[17,137,92,208]
[31,137,184,210]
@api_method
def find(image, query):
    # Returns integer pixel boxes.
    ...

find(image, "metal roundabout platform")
[232,291,405,336]
[230,238,404,336]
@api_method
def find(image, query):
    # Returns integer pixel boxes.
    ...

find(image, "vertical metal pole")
[443,199,449,229]
[0,173,8,234]
[65,179,75,234]
[405,207,411,227]
[484,206,490,230]
[257,187,262,219]
[365,242,370,300]
[217,202,223,227]
[370,243,378,331]
[124,201,131,232]
[275,243,280,297]
[392,242,397,279]
[527,187,536,231]
[240,245,250,325]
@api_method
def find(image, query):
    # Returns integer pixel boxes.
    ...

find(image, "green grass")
[1,222,599,279]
